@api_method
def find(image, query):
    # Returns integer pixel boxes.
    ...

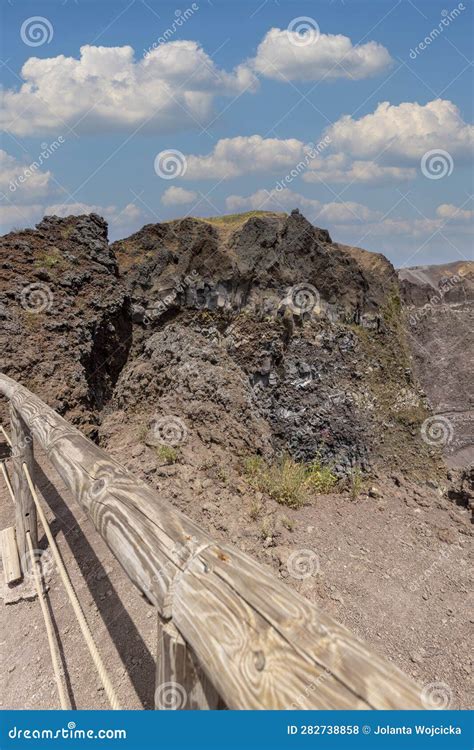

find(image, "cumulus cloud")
[184,135,308,179]
[45,201,145,231]
[0,203,44,233]
[0,149,53,202]
[225,190,473,242]
[252,28,392,81]
[225,188,380,224]
[303,153,416,185]
[436,203,474,222]
[1,42,258,136]
[325,99,474,161]
[161,186,198,206]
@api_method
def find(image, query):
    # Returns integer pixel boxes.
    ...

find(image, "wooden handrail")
[0,372,425,710]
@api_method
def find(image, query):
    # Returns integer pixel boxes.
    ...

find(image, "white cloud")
[0,203,44,233]
[161,186,198,206]
[1,42,258,136]
[303,153,416,185]
[45,201,145,231]
[225,190,473,242]
[325,99,474,162]
[252,28,392,81]
[0,149,53,202]
[436,203,474,222]
[184,135,307,179]
[225,188,380,224]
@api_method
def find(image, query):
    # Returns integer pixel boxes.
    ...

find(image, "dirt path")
[1,442,472,710]
[0,447,156,710]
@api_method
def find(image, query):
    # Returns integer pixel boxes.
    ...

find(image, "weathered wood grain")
[1,526,21,585]
[10,403,37,571]
[0,373,425,710]
[156,616,221,710]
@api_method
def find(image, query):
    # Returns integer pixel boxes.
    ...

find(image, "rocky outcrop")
[0,213,131,436]
[0,209,451,477]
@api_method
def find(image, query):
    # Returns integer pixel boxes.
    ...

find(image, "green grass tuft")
[156,444,179,464]
[244,454,337,509]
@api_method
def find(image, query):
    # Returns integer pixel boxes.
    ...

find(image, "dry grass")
[156,444,179,464]
[244,455,337,509]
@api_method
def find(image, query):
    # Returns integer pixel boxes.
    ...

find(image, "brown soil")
[1,438,472,710]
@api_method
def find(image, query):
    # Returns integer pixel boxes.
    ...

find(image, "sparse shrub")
[244,454,338,509]
[305,459,338,494]
[137,424,148,442]
[280,515,294,532]
[216,466,228,483]
[249,501,262,521]
[157,444,178,464]
[259,518,272,540]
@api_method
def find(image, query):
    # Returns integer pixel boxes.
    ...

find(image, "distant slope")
[399,261,474,467]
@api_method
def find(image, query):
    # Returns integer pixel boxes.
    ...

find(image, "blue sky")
[1,0,473,267]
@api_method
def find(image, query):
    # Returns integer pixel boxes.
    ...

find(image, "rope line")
[22,462,122,710]
[25,530,69,710]
[0,462,15,505]
[0,424,12,447]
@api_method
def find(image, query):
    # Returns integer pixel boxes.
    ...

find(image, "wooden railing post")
[155,616,221,710]
[0,373,427,709]
[10,403,37,572]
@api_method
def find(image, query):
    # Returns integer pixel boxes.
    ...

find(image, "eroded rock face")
[108,210,437,477]
[0,214,131,436]
[0,208,452,478]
